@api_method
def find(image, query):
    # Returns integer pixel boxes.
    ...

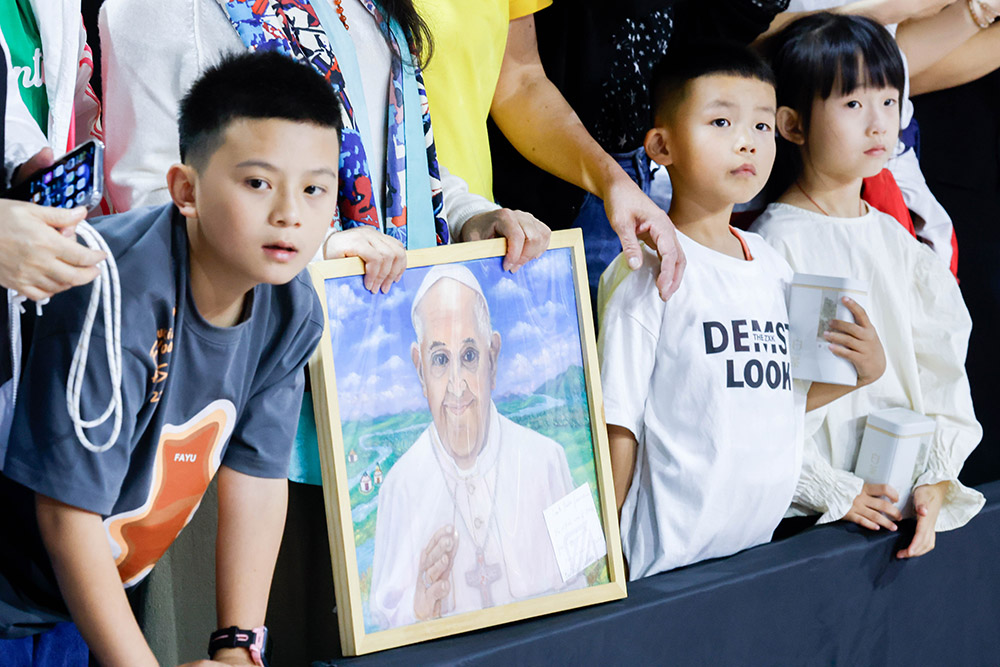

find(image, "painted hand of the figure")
[462,208,551,273]
[603,178,685,301]
[824,297,886,387]
[414,524,459,621]
[844,482,902,531]
[897,481,948,558]
[323,226,406,294]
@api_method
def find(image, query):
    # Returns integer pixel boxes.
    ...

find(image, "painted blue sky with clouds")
[324,248,584,422]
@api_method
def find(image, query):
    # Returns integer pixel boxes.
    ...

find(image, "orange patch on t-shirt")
[105,402,234,585]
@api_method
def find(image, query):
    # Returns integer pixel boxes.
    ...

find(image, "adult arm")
[895,0,987,78]
[490,16,683,300]
[841,0,958,24]
[36,495,159,666]
[760,0,955,40]
[910,21,1000,94]
[212,466,287,665]
[440,165,550,272]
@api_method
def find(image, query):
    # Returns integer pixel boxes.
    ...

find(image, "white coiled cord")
[64,220,123,453]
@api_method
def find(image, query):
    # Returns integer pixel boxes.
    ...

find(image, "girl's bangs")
[816,24,905,98]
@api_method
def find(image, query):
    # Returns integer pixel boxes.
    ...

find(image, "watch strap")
[208,625,268,667]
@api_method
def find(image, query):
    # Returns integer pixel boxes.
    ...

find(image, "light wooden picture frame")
[308,229,626,656]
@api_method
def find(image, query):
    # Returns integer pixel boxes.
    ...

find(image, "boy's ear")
[776,107,806,146]
[166,163,199,219]
[644,126,673,167]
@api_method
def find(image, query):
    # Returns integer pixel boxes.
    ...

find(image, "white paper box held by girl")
[787,273,869,385]
[854,407,936,517]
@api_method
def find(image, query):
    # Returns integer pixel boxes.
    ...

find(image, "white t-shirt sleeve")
[598,254,663,439]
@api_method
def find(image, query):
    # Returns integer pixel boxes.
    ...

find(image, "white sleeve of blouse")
[793,411,866,525]
[440,163,500,242]
[908,245,985,531]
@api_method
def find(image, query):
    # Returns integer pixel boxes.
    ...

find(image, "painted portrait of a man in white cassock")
[370,265,585,630]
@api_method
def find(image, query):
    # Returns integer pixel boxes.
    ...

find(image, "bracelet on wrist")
[968,0,996,29]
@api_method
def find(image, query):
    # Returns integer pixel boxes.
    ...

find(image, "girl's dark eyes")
[711,118,731,128]
[846,100,861,109]
[884,98,897,107]
[247,178,268,190]
[755,123,772,132]
[304,185,325,195]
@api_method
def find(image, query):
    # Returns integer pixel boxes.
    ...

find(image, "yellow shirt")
[418,0,552,200]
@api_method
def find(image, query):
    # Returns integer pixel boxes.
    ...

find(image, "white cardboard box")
[854,407,936,516]
[788,274,869,386]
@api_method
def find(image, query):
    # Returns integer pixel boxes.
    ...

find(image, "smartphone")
[9,139,105,210]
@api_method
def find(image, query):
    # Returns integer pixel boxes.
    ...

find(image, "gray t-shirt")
[0,203,323,638]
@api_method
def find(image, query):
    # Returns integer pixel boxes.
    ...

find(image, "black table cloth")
[318,480,1000,666]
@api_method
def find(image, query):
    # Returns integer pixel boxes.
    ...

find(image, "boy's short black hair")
[649,41,775,126]
[178,51,345,169]
[765,12,905,134]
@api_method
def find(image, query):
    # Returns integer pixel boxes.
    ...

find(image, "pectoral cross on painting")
[465,547,502,608]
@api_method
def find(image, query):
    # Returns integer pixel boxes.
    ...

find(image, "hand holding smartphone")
[8,140,104,211]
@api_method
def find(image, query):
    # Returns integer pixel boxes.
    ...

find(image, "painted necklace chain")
[430,427,515,611]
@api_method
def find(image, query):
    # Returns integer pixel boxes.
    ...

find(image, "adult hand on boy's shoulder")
[602,177,685,301]
[462,208,551,273]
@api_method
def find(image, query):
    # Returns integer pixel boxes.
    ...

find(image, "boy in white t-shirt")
[598,42,886,580]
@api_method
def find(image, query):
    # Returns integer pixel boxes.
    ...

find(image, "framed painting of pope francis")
[308,229,626,656]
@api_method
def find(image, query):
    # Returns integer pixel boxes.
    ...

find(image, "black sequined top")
[547,0,789,152]
[490,0,789,226]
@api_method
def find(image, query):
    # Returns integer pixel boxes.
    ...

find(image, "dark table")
[318,481,1000,666]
